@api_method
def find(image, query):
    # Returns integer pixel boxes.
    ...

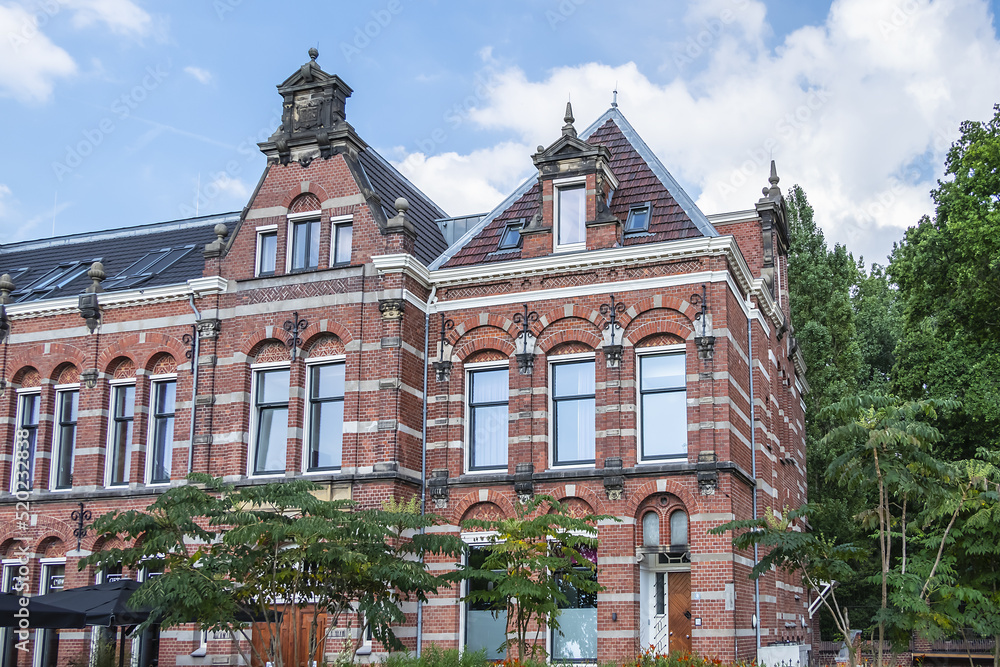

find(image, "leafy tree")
[82,475,465,667]
[852,262,902,394]
[460,495,609,662]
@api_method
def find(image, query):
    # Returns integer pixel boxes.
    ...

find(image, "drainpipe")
[415,284,436,658]
[187,294,201,474]
[749,307,761,654]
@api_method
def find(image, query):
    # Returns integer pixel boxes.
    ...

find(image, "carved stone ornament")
[604,457,624,501]
[698,470,719,495]
[514,462,534,503]
[378,298,405,320]
[429,469,449,508]
[603,343,624,369]
[515,351,534,375]
[197,318,221,339]
[695,335,716,361]
[433,360,452,383]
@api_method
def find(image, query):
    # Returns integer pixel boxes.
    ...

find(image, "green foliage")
[459,495,612,661]
[82,474,466,667]
[382,645,499,667]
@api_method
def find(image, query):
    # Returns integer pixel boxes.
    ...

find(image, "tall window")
[670,510,688,549]
[1,563,21,666]
[147,380,176,484]
[468,367,508,471]
[11,391,39,492]
[465,546,506,660]
[289,219,320,271]
[52,389,78,490]
[552,547,598,662]
[37,561,65,667]
[331,220,353,265]
[256,227,277,276]
[252,368,289,474]
[107,384,135,486]
[638,352,687,460]
[556,182,586,248]
[306,362,344,471]
[552,360,595,466]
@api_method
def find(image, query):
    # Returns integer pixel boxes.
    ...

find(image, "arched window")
[670,510,688,549]
[642,511,660,547]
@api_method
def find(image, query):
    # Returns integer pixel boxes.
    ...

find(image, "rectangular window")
[332,221,352,265]
[52,389,78,490]
[148,380,176,484]
[37,561,66,667]
[552,360,595,466]
[11,391,40,493]
[252,368,289,475]
[497,219,523,250]
[552,553,598,662]
[556,183,586,248]
[625,203,651,234]
[639,352,687,460]
[290,219,320,271]
[468,367,508,471]
[465,546,506,660]
[107,384,135,486]
[307,362,344,471]
[2,563,21,666]
[256,229,277,276]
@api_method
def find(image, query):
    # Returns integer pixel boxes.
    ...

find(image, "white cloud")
[393,0,1000,264]
[184,66,213,85]
[207,173,249,200]
[0,4,77,103]
[62,0,152,37]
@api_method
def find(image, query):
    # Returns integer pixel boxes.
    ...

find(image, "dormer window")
[288,212,321,272]
[555,179,586,250]
[625,203,651,234]
[497,219,524,250]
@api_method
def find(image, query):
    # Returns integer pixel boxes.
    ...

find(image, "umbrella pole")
[119,627,126,667]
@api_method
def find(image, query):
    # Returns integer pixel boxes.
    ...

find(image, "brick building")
[0,51,810,666]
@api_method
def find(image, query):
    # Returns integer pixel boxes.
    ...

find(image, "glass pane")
[554,361,594,398]
[292,220,319,270]
[60,390,79,422]
[308,220,320,267]
[472,404,507,469]
[116,385,135,418]
[552,608,597,661]
[472,368,508,403]
[642,512,660,547]
[642,354,685,391]
[155,381,176,416]
[334,224,352,264]
[670,511,688,548]
[311,364,344,399]
[558,185,586,245]
[23,393,40,426]
[499,224,521,248]
[151,414,174,483]
[466,610,506,660]
[258,370,290,404]
[255,406,288,473]
[555,398,595,464]
[110,416,133,485]
[642,390,687,458]
[309,400,343,469]
[259,233,277,274]
[626,207,650,231]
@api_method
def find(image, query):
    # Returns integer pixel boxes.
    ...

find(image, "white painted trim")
[255,226,278,277]
[464,362,510,474]
[635,345,688,465]
[248,365,291,477]
[548,353,597,470]
[286,209,322,221]
[302,357,346,473]
[553,177,588,252]
[707,209,758,225]
[49,387,79,492]
[104,382,136,488]
[145,377,178,485]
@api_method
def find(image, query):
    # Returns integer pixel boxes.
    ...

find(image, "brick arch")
[445,313,518,346]
[453,489,518,525]
[536,318,603,354]
[34,533,69,558]
[624,309,695,346]
[0,538,19,558]
[302,333,344,359]
[299,319,354,349]
[535,305,604,338]
[148,352,178,375]
[280,182,332,210]
[97,333,189,373]
[239,329,294,358]
[626,480,699,518]
[53,362,79,385]
[6,343,86,382]
[89,534,128,554]
[11,365,40,388]
[289,192,321,213]
[627,296,699,325]
[106,356,136,379]
[550,485,607,516]
[452,327,515,362]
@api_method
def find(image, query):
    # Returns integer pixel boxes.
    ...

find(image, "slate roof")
[358,148,450,266]
[431,108,717,269]
[0,213,235,303]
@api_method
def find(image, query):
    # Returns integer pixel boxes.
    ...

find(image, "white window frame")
[464,360,510,474]
[248,361,291,478]
[105,379,136,488]
[286,210,322,273]
[553,176,587,252]
[255,224,278,277]
[145,374,178,486]
[302,354,346,474]
[548,352,596,470]
[459,532,504,658]
[11,388,41,493]
[329,214,353,267]
[50,384,80,492]
[636,344,688,465]
[34,558,67,667]
[2,558,23,664]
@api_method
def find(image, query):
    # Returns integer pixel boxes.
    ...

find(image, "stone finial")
[85,262,105,293]
[394,197,409,215]
[308,47,319,61]
[214,223,229,240]
[0,273,14,304]
[762,160,781,199]
[562,100,577,138]
[204,223,229,258]
[384,197,416,239]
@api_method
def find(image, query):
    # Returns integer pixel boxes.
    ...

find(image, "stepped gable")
[438,110,711,269]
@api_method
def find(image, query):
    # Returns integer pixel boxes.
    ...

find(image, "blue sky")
[1,0,999,266]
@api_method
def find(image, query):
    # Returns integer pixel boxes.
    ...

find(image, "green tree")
[82,475,465,667]
[460,495,609,662]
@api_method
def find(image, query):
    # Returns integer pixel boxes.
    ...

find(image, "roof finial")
[612,82,618,108]
[562,100,577,138]
[308,47,319,62]
[762,160,781,198]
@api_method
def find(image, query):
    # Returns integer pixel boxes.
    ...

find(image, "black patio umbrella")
[0,592,88,629]
[32,580,149,627]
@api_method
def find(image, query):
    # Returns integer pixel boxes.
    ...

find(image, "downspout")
[187,294,201,474]
[749,307,761,654]
[416,284,437,658]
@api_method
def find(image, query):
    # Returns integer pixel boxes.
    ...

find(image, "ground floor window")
[36,561,66,667]
[465,546,506,660]
[551,548,598,662]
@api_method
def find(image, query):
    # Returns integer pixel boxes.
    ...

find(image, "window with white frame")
[551,545,598,662]
[147,379,176,484]
[551,359,595,466]
[11,390,40,493]
[106,383,135,486]
[555,180,586,249]
[36,559,65,667]
[306,361,345,471]
[331,216,353,266]
[288,215,320,271]
[252,367,290,475]
[467,366,508,471]
[464,544,506,660]
[2,561,22,666]
[638,351,687,461]
[51,388,78,490]
[256,226,277,276]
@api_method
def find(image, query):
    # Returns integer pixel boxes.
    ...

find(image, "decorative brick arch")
[11,365,40,388]
[97,332,188,373]
[445,313,518,346]
[33,525,71,557]
[452,327,516,362]
[535,304,605,337]
[536,318,603,354]
[280,182,332,211]
[52,362,79,385]
[148,353,178,375]
[624,309,695,345]
[302,333,345,359]
[626,295,699,324]
[551,496,598,520]
[626,479,700,518]
[6,343,86,382]
[452,489,518,524]
[240,330,293,359]
[106,356,136,378]
[299,318,354,349]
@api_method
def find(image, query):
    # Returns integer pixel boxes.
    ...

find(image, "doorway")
[639,564,691,655]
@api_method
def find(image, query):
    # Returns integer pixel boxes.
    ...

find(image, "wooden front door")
[250,609,327,667]
[667,572,692,654]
